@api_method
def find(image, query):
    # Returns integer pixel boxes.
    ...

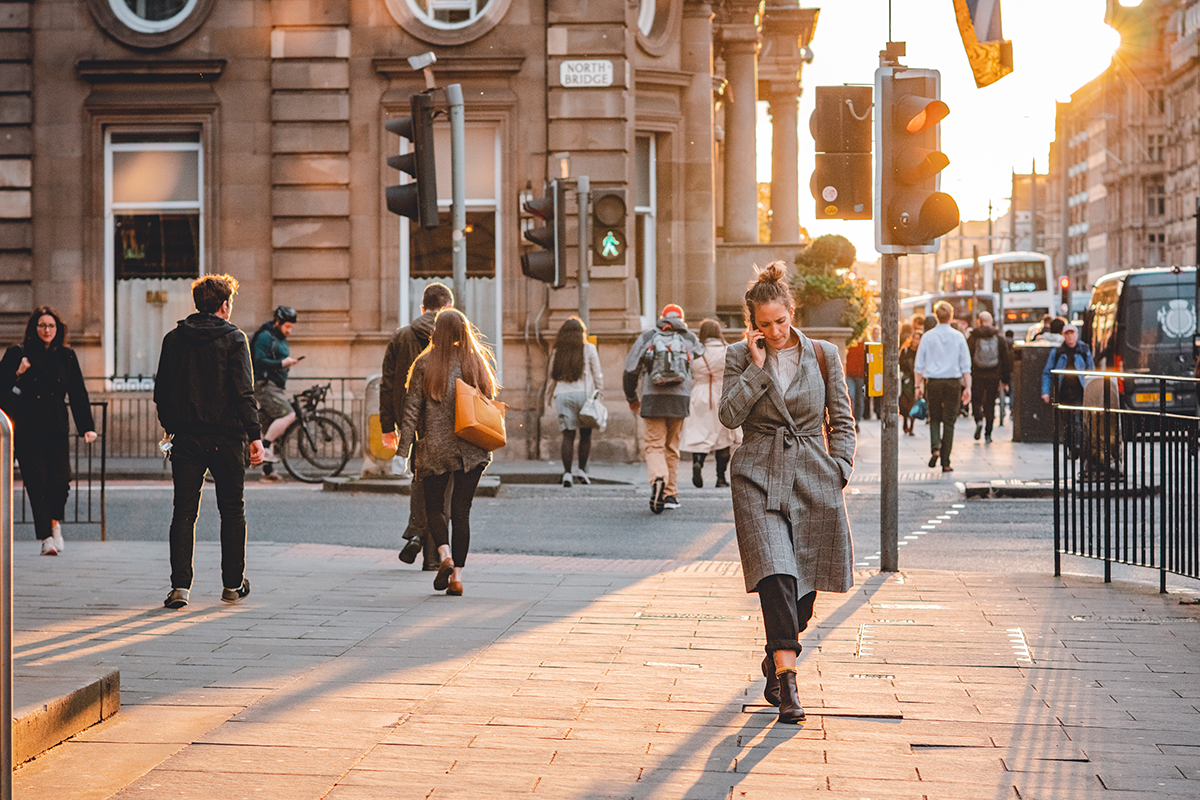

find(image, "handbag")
[579,391,608,431]
[908,397,928,420]
[454,378,507,451]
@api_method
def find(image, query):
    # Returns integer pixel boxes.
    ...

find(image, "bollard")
[360,374,400,478]
[1,410,12,795]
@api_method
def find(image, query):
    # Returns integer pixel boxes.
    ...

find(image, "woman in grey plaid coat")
[718,261,856,724]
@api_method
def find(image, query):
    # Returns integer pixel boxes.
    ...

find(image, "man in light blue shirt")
[914,301,972,473]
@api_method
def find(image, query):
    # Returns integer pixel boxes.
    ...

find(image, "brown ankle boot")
[776,667,805,724]
[761,654,780,706]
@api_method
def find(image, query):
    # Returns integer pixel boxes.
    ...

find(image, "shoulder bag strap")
[810,338,831,447]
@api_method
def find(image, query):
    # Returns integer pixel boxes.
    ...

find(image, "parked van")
[1082,266,1197,413]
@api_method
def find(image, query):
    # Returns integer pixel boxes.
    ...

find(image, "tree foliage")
[791,234,874,343]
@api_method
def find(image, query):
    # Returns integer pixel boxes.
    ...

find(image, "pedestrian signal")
[384,91,439,229]
[810,86,873,221]
[590,188,627,266]
[521,180,566,287]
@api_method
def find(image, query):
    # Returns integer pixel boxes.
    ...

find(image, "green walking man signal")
[600,231,621,259]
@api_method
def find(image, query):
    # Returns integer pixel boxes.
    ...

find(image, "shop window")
[105,130,203,379]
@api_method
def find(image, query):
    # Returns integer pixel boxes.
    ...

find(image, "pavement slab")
[10,541,1200,799]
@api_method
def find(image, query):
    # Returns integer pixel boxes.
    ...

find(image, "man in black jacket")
[380,282,453,569]
[966,311,1012,444]
[154,274,264,609]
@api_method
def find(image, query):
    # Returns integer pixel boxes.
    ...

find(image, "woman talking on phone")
[0,307,98,555]
[718,261,856,724]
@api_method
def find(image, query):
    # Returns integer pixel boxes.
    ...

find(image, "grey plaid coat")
[718,330,856,594]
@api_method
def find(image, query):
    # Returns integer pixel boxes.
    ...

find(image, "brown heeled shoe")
[776,667,805,724]
[433,558,453,591]
[446,579,463,596]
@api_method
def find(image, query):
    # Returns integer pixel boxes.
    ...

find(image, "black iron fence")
[85,377,365,459]
[1052,370,1200,592]
[16,401,107,540]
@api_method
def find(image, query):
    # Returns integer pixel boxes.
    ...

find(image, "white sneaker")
[573,470,591,485]
[262,445,280,463]
[40,539,58,556]
[51,523,64,553]
[561,471,573,488]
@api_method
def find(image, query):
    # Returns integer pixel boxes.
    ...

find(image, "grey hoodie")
[622,315,705,419]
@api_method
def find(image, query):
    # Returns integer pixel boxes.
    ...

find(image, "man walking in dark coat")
[380,282,453,569]
[966,311,1012,443]
[154,274,264,609]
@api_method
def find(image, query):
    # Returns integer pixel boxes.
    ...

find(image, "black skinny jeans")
[14,430,71,540]
[422,464,485,568]
[756,574,817,655]
[168,433,248,591]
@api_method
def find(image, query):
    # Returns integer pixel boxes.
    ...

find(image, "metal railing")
[14,402,107,540]
[1052,369,1200,592]
[86,377,364,459]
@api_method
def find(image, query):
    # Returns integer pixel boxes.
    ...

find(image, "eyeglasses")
[36,323,56,329]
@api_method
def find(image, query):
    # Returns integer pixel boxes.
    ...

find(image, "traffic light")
[875,67,959,253]
[590,188,627,266]
[1059,275,1070,309]
[809,86,872,221]
[521,179,566,287]
[384,91,438,229]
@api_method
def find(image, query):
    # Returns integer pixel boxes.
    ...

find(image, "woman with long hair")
[0,307,98,555]
[546,316,603,487]
[718,261,856,724]
[899,330,922,435]
[398,308,498,596]
[680,319,741,488]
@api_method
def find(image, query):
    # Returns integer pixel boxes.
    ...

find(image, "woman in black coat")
[0,307,97,555]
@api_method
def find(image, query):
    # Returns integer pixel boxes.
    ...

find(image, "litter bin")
[1011,341,1055,443]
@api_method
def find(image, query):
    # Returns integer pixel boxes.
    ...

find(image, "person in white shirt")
[546,317,603,487]
[913,301,972,473]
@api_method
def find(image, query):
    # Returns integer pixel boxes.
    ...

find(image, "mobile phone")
[295,355,306,361]
[755,339,766,350]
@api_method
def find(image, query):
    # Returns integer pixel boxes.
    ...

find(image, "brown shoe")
[446,580,463,596]
[433,558,454,591]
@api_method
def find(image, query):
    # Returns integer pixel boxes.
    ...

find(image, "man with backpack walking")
[623,304,706,514]
[966,311,1012,444]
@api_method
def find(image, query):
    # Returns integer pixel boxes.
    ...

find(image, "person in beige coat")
[398,308,498,597]
[719,261,856,725]
[680,319,742,488]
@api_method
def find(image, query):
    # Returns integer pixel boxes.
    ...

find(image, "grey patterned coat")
[397,355,492,480]
[718,330,856,594]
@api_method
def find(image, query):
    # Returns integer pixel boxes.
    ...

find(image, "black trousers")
[971,373,1001,435]
[422,464,485,568]
[15,429,71,541]
[168,433,248,591]
[756,574,817,655]
[925,378,962,467]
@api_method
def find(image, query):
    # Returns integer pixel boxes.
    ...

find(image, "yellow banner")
[953,0,1014,88]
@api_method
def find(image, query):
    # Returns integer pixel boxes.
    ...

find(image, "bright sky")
[758,0,1122,261]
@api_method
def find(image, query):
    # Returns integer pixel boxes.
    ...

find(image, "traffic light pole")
[577,175,590,330]
[448,84,467,304]
[880,253,899,573]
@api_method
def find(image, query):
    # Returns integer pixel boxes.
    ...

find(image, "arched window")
[385,0,511,45]
[87,0,215,49]
[108,0,197,34]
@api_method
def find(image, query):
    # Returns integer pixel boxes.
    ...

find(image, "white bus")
[935,251,1056,337]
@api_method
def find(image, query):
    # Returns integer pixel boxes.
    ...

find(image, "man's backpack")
[973,334,1000,369]
[643,327,692,386]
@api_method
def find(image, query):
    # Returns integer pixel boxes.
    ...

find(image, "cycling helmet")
[273,305,298,324]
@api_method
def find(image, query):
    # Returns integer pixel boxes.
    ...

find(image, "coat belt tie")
[742,421,823,523]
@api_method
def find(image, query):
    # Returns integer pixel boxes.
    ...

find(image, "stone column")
[767,90,799,243]
[719,3,761,244]
[682,1,717,317]
[758,6,818,244]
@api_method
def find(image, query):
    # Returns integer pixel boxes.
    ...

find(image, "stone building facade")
[0,0,818,459]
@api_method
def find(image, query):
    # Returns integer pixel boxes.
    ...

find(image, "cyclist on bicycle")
[252,306,301,477]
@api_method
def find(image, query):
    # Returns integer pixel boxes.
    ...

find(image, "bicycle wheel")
[318,407,360,457]
[279,416,350,483]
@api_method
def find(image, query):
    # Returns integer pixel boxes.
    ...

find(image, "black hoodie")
[154,313,260,440]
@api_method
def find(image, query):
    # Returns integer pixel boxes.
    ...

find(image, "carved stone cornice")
[76,60,226,83]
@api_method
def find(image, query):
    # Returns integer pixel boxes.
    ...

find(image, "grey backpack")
[643,328,691,386]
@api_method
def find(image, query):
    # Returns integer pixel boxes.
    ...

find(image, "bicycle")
[277,383,351,483]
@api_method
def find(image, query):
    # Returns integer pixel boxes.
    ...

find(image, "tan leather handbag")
[454,378,507,450]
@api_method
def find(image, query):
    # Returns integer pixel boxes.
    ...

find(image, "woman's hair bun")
[754,260,788,284]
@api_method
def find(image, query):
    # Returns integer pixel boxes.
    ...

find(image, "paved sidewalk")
[12,540,1200,799]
